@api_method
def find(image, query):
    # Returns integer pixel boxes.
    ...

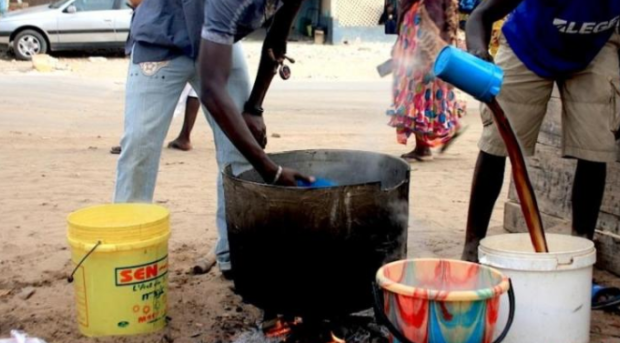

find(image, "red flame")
[263,318,345,343]
[264,318,303,339]
[329,332,346,343]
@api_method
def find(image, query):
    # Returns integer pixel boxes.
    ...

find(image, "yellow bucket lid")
[67,204,170,252]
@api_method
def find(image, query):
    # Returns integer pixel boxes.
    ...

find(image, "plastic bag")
[0,330,47,343]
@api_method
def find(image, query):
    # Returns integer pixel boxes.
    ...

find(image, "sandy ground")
[0,41,619,342]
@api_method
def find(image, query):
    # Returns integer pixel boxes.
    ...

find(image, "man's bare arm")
[246,0,304,109]
[198,40,312,186]
[465,0,522,60]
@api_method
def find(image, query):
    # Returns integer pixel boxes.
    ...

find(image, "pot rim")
[376,258,510,302]
[223,149,411,192]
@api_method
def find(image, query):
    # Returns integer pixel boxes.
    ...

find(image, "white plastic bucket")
[479,233,596,343]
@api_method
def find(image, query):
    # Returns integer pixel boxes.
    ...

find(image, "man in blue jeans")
[114,0,251,277]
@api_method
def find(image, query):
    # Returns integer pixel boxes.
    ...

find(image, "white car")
[0,0,132,60]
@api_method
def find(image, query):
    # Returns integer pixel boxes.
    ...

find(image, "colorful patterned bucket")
[374,259,515,343]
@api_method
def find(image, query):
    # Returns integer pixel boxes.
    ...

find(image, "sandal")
[110,146,121,155]
[401,153,434,162]
[592,283,620,311]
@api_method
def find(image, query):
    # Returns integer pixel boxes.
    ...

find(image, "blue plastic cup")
[433,46,504,103]
[297,177,337,189]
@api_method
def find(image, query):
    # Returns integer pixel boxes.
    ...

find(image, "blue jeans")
[114,44,251,271]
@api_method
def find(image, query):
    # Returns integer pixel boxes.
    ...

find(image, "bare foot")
[167,138,192,151]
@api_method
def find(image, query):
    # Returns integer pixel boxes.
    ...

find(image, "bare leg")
[572,159,606,240]
[168,96,200,151]
[462,151,506,262]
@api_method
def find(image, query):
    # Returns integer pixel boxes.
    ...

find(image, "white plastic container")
[479,233,596,343]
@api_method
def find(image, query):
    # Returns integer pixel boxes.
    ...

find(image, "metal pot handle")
[67,241,101,283]
[493,279,516,343]
[372,279,516,343]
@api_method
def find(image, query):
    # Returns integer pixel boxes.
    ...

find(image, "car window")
[73,0,115,12]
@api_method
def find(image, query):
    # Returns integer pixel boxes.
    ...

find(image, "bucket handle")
[372,279,516,343]
[67,241,101,283]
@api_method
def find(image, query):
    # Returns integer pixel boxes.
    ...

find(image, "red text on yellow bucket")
[116,256,169,286]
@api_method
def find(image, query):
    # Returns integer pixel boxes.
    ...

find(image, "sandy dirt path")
[0,42,618,342]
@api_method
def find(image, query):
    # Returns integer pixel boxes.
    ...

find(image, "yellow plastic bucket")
[67,204,171,337]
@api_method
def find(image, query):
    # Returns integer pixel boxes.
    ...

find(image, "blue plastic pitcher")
[433,46,504,102]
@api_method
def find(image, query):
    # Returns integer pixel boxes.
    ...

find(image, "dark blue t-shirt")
[202,0,281,45]
[128,0,204,63]
[503,0,620,78]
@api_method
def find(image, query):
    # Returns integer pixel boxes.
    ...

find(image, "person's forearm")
[246,0,303,108]
[203,80,279,179]
[199,42,279,181]
[466,0,522,56]
[246,46,279,108]
[465,8,492,54]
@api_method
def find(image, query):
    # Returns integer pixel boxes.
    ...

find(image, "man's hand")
[243,113,267,148]
[465,0,522,62]
[264,37,287,65]
[469,47,493,62]
[275,168,315,187]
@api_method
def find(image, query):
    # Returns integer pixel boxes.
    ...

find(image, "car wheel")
[14,29,48,60]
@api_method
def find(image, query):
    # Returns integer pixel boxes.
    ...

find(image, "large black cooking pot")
[223,150,409,318]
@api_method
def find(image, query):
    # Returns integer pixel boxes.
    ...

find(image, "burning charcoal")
[351,309,375,318]
[348,330,371,343]
[370,324,389,337]
[232,329,282,343]
[234,314,391,343]
[261,318,280,332]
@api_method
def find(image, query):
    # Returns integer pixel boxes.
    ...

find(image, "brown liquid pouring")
[487,99,549,253]
[408,3,548,252]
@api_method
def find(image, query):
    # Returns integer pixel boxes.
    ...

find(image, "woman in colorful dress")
[387,0,465,161]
